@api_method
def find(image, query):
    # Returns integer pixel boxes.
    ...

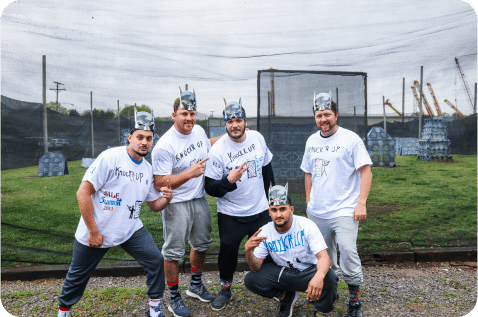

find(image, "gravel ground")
[1,261,476,317]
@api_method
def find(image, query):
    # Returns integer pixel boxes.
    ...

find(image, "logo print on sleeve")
[314,158,330,177]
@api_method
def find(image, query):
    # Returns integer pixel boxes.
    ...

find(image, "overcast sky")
[1,0,476,117]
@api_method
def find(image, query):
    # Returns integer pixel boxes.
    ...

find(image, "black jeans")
[244,262,339,313]
[217,210,271,281]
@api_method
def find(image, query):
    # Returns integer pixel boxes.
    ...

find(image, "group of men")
[57,87,372,317]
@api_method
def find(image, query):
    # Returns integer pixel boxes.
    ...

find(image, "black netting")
[257,70,367,191]
[1,96,208,170]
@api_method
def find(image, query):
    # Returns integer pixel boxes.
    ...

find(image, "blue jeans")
[244,262,338,313]
[58,226,164,308]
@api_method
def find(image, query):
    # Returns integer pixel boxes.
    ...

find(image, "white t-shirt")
[75,146,161,248]
[253,215,327,271]
[205,130,272,216]
[300,127,372,219]
[151,125,211,203]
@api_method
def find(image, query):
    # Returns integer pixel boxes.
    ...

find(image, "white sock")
[58,307,70,317]
[149,298,162,317]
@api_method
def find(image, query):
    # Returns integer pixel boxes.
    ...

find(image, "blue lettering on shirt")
[263,229,306,254]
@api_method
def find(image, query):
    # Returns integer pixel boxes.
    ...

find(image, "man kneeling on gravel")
[244,184,338,317]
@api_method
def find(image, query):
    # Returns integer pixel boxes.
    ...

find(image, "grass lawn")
[1,155,476,267]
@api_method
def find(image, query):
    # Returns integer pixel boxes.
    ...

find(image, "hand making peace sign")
[227,161,249,184]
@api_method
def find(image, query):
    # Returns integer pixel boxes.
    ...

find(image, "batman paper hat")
[223,98,246,124]
[313,91,333,112]
[268,183,289,206]
[131,107,155,134]
[179,86,197,111]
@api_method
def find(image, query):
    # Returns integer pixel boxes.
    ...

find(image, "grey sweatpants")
[244,262,339,314]
[307,213,363,286]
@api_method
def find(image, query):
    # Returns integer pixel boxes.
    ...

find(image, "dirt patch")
[367,204,400,216]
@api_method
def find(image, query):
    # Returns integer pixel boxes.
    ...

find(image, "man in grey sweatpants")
[301,91,373,317]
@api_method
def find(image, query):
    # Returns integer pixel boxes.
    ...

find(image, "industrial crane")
[411,83,434,117]
[426,83,443,116]
[413,81,436,117]
[455,57,474,113]
[410,86,425,115]
[444,99,466,118]
[385,99,402,116]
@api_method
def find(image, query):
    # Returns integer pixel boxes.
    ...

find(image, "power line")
[49,81,66,111]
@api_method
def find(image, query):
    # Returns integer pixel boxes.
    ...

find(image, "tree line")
[47,102,168,121]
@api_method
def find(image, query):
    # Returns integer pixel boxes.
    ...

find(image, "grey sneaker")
[167,297,191,317]
[277,291,299,317]
[211,289,232,311]
[186,283,215,302]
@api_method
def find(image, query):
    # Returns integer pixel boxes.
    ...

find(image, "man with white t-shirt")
[204,98,275,311]
[301,92,373,317]
[151,86,221,317]
[244,184,338,317]
[58,110,172,317]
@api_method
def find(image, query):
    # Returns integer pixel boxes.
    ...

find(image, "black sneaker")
[211,289,232,311]
[277,291,299,317]
[346,303,362,317]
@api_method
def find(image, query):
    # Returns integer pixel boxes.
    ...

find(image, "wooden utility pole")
[402,78,405,122]
[475,83,477,114]
[118,100,121,145]
[91,92,94,157]
[418,66,423,139]
[49,81,66,111]
[42,55,48,153]
[382,96,387,133]
[270,69,275,116]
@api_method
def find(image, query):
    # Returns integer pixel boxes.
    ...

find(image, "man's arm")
[77,181,103,248]
[353,164,372,221]
[262,162,275,196]
[209,135,223,146]
[204,176,236,198]
[154,157,209,191]
[147,182,173,212]
[305,249,331,301]
[305,173,312,204]
[244,229,267,272]
[204,161,249,197]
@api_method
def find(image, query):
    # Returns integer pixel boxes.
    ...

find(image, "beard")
[226,126,245,140]
[320,121,337,135]
[134,148,149,157]
[274,217,290,228]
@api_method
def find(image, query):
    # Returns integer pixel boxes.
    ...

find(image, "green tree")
[83,109,117,119]
[46,102,69,115]
[69,109,80,116]
[120,104,152,121]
